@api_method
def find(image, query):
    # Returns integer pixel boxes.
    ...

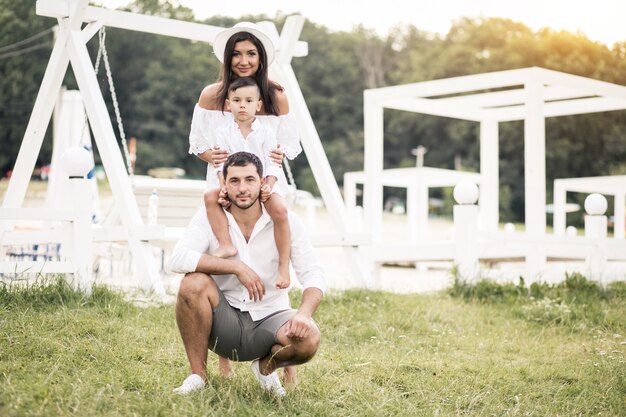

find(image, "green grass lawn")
[1,277,625,416]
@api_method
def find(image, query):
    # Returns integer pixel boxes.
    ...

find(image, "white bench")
[132,175,369,248]
[133,176,205,227]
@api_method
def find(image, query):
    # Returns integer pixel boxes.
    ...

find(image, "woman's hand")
[269,145,284,166]
[211,146,230,167]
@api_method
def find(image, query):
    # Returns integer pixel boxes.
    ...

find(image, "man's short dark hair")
[223,151,264,179]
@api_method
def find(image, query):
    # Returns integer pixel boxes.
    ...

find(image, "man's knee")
[178,272,219,306]
[294,326,321,361]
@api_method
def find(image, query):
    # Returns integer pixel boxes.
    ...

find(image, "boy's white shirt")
[209,118,286,194]
[187,106,302,186]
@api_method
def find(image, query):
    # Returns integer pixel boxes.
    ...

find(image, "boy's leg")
[263,194,291,288]
[281,365,298,386]
[217,356,234,378]
[204,188,237,258]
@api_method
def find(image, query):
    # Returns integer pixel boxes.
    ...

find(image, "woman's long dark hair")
[216,31,282,116]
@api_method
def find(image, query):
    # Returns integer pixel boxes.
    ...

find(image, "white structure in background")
[344,167,481,243]
[452,181,480,283]
[361,67,626,280]
[48,89,100,221]
[448,185,624,287]
[1,0,369,293]
[0,146,94,291]
[554,175,625,239]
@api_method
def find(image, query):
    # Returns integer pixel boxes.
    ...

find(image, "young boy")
[204,77,295,380]
[204,77,292,290]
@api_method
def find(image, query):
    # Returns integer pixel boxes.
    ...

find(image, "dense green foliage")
[1,276,625,415]
[2,0,626,222]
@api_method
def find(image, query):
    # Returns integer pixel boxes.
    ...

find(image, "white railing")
[0,174,93,292]
[366,182,626,288]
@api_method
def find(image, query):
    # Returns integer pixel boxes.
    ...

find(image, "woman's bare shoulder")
[273,87,290,115]
[198,83,221,110]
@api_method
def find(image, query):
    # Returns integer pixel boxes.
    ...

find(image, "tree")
[0,0,54,176]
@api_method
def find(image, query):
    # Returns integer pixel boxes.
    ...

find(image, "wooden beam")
[36,0,308,56]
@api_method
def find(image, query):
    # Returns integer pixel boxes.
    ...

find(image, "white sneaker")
[173,374,205,395]
[250,360,286,397]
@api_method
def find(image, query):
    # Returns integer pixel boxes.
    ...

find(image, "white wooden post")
[614,192,625,240]
[416,181,429,241]
[405,178,430,242]
[69,176,93,292]
[479,119,499,231]
[343,172,358,231]
[363,91,385,242]
[584,194,608,285]
[453,181,480,283]
[59,145,94,293]
[524,79,547,235]
[524,77,547,279]
[363,90,385,288]
[553,180,567,235]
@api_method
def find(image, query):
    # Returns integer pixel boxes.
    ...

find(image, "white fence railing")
[368,182,626,288]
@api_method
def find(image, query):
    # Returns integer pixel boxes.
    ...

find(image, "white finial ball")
[453,181,479,205]
[565,225,578,237]
[504,222,516,233]
[60,146,93,178]
[584,193,607,215]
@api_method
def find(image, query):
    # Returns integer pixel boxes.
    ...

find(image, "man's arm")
[169,208,265,301]
[195,254,266,301]
[288,213,327,294]
[282,213,326,338]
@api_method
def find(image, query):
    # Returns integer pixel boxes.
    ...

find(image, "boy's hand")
[260,184,272,202]
[211,145,229,167]
[217,186,230,207]
[269,145,284,166]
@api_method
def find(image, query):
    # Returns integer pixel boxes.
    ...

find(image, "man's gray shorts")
[208,289,296,361]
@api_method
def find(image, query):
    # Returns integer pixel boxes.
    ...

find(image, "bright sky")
[101,0,625,47]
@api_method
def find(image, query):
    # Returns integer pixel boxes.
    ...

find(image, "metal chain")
[98,27,134,178]
[79,26,134,180]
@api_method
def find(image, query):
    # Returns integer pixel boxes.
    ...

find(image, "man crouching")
[169,151,325,396]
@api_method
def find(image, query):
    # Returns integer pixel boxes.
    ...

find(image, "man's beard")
[228,189,260,210]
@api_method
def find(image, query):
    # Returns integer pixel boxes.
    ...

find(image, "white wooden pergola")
[2,0,368,292]
[363,67,626,247]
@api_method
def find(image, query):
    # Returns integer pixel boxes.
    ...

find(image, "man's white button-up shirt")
[170,207,326,321]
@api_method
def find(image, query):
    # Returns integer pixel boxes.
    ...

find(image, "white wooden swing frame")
[2,0,370,294]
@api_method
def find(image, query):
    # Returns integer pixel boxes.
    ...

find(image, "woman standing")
[187,21,301,386]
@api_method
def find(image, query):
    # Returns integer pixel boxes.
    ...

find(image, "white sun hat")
[212,22,276,65]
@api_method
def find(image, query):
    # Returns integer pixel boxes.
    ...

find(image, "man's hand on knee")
[284,312,316,339]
